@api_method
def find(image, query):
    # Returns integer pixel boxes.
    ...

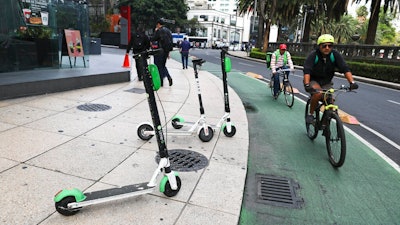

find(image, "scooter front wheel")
[163,176,182,197]
[223,124,236,137]
[137,124,154,140]
[198,126,214,142]
[55,196,80,216]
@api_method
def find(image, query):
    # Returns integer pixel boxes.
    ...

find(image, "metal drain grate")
[77,103,111,112]
[124,88,146,94]
[155,149,208,172]
[256,174,303,208]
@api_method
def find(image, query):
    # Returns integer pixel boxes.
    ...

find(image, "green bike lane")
[171,53,400,224]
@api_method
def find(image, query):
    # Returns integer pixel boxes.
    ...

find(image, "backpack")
[159,27,173,52]
[314,52,335,65]
[266,50,287,69]
[266,52,273,69]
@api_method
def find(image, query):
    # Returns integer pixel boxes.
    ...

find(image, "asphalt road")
[186,48,400,166]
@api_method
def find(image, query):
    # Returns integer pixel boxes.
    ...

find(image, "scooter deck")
[84,182,153,201]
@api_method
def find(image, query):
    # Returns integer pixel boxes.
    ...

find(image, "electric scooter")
[213,47,236,137]
[54,48,181,216]
[137,58,214,142]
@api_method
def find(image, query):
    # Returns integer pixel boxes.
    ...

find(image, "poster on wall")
[21,0,49,26]
[64,29,84,57]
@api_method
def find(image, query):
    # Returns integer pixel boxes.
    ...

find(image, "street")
[170,48,400,224]
[186,48,400,167]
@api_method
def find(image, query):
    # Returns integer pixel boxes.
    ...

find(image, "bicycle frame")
[305,85,353,167]
[270,68,294,107]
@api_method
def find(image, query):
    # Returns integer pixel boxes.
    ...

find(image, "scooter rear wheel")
[137,124,154,140]
[55,196,80,216]
[198,126,214,142]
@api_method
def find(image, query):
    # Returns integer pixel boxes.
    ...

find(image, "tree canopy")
[116,0,188,35]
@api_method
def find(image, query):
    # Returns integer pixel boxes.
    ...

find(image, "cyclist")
[303,34,358,123]
[271,44,294,98]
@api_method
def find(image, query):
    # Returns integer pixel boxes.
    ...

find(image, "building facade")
[187,0,252,48]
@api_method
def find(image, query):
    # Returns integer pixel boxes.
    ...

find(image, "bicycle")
[305,85,355,167]
[269,68,294,107]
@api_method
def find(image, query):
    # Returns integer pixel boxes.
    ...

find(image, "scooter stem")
[148,157,170,187]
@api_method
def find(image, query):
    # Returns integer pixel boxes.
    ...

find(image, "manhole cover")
[256,174,303,208]
[155,149,208,172]
[77,103,111,112]
[125,88,146,94]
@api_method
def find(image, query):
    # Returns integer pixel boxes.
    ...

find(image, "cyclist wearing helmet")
[271,43,294,98]
[303,34,358,123]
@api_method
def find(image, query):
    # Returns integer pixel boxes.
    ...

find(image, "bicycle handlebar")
[132,48,163,58]
[310,85,355,95]
[276,68,294,73]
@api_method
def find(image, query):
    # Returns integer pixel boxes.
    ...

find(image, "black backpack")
[159,27,173,52]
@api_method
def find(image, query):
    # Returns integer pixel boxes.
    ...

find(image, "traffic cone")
[122,53,130,68]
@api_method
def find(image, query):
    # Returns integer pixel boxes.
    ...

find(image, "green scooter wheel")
[223,124,236,137]
[55,196,80,216]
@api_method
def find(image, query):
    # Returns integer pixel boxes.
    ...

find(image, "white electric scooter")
[137,58,214,142]
[213,47,236,137]
[54,49,181,216]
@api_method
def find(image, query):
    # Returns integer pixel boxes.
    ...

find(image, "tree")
[353,0,400,44]
[183,18,204,36]
[116,0,188,34]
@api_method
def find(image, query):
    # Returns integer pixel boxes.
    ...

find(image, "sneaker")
[306,114,315,124]
[168,77,173,86]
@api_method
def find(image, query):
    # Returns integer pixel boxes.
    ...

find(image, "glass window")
[0,0,89,73]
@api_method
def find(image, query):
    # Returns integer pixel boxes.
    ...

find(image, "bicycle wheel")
[325,112,346,167]
[269,75,274,97]
[305,99,318,140]
[283,81,294,108]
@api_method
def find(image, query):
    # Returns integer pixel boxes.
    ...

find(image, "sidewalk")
[0,51,249,224]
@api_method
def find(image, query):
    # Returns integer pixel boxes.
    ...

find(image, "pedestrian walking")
[126,25,150,81]
[151,19,173,86]
[180,37,190,69]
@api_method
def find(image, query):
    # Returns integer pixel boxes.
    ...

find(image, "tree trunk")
[302,13,312,42]
[257,15,264,48]
[262,20,271,52]
[365,0,380,44]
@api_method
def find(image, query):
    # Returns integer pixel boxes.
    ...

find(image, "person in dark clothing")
[151,19,173,86]
[303,34,358,123]
[180,37,191,69]
[126,25,150,81]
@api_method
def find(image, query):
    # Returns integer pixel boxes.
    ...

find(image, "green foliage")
[16,26,52,39]
[184,18,205,36]
[249,47,400,84]
[90,15,110,36]
[118,0,188,33]
[349,61,400,83]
